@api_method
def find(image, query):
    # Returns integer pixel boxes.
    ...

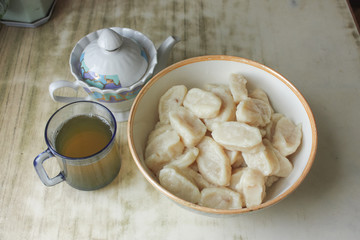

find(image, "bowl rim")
[127,55,318,215]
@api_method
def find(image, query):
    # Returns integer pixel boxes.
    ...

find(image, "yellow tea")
[55,114,112,158]
[54,114,120,190]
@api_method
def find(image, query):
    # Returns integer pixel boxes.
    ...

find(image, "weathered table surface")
[1,0,359,239]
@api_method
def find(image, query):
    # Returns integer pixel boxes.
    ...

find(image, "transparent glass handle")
[33,149,64,186]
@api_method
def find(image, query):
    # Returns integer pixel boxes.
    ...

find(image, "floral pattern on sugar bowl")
[80,52,122,90]
[83,80,145,102]
[79,46,149,90]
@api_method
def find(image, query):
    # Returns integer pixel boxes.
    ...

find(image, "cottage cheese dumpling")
[145,129,184,174]
[229,168,246,193]
[169,107,206,147]
[196,136,231,186]
[265,113,284,141]
[230,168,266,208]
[181,167,214,190]
[240,168,266,208]
[265,175,279,187]
[203,84,236,131]
[242,139,280,176]
[272,146,293,177]
[158,85,187,124]
[159,166,201,203]
[147,123,173,143]
[236,98,272,127]
[200,187,243,209]
[229,73,248,103]
[272,116,302,156]
[166,147,199,169]
[249,88,274,113]
[183,88,222,118]
[212,121,262,152]
[145,129,184,159]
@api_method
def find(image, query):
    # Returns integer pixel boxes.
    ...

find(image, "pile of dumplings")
[145,73,302,210]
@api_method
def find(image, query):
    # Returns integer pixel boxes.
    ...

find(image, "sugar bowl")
[49,27,180,121]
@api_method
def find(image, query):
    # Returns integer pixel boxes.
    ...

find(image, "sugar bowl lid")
[80,28,148,89]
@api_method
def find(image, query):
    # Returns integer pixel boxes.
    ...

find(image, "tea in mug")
[55,114,112,158]
[54,114,120,190]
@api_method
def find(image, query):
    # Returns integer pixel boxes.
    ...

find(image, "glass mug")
[33,101,121,191]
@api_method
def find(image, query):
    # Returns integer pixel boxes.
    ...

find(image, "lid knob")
[97,28,123,51]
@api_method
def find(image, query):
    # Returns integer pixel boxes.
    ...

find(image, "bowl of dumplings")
[127,55,317,215]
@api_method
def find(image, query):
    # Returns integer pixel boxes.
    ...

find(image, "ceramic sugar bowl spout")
[49,27,180,121]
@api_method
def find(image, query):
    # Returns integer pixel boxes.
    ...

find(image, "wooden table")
[1,0,359,239]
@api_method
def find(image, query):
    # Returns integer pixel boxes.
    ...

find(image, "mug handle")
[33,149,64,186]
[49,80,91,103]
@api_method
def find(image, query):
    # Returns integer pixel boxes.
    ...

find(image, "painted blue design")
[80,52,122,89]
[84,84,143,103]
[141,49,148,62]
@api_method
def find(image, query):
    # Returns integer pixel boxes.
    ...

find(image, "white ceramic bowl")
[127,55,317,215]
